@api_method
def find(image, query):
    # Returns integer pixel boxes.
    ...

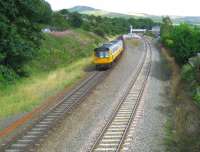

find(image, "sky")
[46,0,200,16]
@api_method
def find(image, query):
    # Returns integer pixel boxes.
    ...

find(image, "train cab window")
[96,51,109,58]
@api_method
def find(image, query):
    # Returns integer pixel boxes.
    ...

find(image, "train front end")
[93,45,113,69]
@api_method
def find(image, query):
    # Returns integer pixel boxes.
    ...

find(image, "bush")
[51,12,69,30]
[93,27,106,37]
[164,39,174,48]
[161,22,200,64]
[181,63,200,104]
[0,0,52,80]
[181,64,195,82]
[0,65,18,82]
[69,12,83,28]
[194,87,200,104]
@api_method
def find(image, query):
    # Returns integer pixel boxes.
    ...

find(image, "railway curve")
[2,70,109,152]
[89,38,152,152]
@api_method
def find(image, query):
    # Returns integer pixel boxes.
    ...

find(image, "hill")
[68,6,200,24]
[171,16,200,25]
[68,5,96,13]
[68,6,134,18]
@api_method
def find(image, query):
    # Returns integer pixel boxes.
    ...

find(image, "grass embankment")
[0,29,105,118]
[161,47,200,152]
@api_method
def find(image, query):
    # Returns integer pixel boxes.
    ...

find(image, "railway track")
[2,37,151,152]
[89,38,152,152]
[2,70,109,152]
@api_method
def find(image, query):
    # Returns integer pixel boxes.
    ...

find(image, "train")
[93,37,124,69]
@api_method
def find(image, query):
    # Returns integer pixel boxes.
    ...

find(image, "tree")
[160,16,173,44]
[94,27,106,37]
[161,17,200,64]
[59,9,69,15]
[169,24,200,64]
[68,12,83,28]
[51,12,69,30]
[0,0,52,80]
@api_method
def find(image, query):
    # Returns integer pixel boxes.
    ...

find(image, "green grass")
[25,29,104,75]
[0,29,105,118]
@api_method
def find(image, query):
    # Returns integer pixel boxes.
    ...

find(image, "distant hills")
[172,16,200,25]
[68,6,200,25]
[68,6,133,18]
[69,6,96,13]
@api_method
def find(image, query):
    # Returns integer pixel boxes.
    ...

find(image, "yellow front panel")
[93,47,124,65]
[93,56,112,64]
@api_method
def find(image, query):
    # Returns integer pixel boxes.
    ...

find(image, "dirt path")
[36,39,145,152]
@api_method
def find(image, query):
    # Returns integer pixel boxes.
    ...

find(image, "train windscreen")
[95,51,109,58]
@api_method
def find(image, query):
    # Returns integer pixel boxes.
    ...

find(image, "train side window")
[113,46,118,53]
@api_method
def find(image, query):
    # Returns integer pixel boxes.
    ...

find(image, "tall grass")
[0,29,104,118]
[161,46,200,152]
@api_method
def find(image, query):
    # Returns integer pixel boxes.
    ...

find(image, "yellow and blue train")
[93,38,124,69]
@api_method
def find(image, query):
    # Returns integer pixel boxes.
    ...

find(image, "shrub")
[51,12,69,30]
[0,0,52,79]
[193,86,200,104]
[161,22,200,65]
[181,63,200,104]
[93,27,106,37]
[164,39,174,48]
[69,12,83,28]
[181,64,195,82]
[0,65,18,82]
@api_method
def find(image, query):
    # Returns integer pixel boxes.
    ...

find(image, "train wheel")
[96,65,100,70]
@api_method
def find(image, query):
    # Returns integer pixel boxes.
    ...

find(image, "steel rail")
[117,38,152,152]
[2,70,108,152]
[89,37,152,152]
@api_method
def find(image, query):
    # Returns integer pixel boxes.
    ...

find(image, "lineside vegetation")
[0,0,157,117]
[161,17,200,104]
[0,29,104,117]
[0,1,157,82]
[161,17,200,151]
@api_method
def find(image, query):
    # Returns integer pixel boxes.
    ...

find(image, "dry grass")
[161,46,200,152]
[50,30,74,37]
[161,47,181,97]
[0,29,105,118]
[0,58,91,118]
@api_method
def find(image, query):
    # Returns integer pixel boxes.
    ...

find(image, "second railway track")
[89,37,152,152]
[2,37,151,152]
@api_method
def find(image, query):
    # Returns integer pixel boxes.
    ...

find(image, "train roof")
[103,43,113,46]
[110,40,119,43]
[94,43,112,52]
[94,46,109,52]
[94,40,122,52]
